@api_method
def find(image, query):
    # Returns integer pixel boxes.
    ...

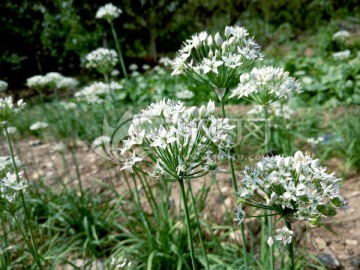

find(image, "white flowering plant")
[230,66,301,106]
[119,99,235,181]
[0,96,25,126]
[75,81,125,104]
[96,3,122,23]
[237,151,347,238]
[26,72,78,91]
[85,48,118,75]
[172,25,262,100]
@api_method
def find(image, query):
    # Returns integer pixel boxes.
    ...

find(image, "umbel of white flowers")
[0,172,28,204]
[171,25,262,100]
[26,72,79,91]
[229,66,301,106]
[85,48,118,75]
[236,151,347,230]
[74,81,123,104]
[0,97,26,126]
[119,99,235,181]
[95,3,122,23]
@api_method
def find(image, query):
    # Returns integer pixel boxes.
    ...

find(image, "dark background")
[1,0,359,90]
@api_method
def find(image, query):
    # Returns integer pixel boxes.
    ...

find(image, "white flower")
[237,151,347,227]
[275,227,293,245]
[142,64,151,70]
[120,153,143,173]
[75,81,122,104]
[171,25,262,98]
[233,205,245,225]
[332,30,350,41]
[202,58,223,74]
[3,126,17,135]
[95,3,122,23]
[29,122,48,131]
[129,64,138,71]
[175,89,194,100]
[85,48,118,74]
[119,99,235,181]
[0,80,8,92]
[333,50,351,61]
[0,97,26,124]
[267,236,274,247]
[230,66,301,105]
[158,57,172,67]
[26,72,78,90]
[0,156,21,173]
[1,172,27,203]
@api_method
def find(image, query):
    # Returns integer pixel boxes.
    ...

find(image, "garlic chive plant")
[237,151,347,269]
[96,3,127,78]
[172,25,262,112]
[0,97,44,269]
[119,99,234,269]
[85,48,121,116]
[229,66,301,106]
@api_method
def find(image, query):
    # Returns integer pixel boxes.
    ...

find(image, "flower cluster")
[0,80,8,92]
[0,156,21,177]
[175,89,195,100]
[0,156,25,205]
[247,102,295,120]
[237,151,347,229]
[75,81,122,104]
[270,226,293,246]
[172,25,262,99]
[333,50,351,61]
[230,66,301,105]
[0,172,27,204]
[119,99,235,181]
[29,122,49,131]
[85,48,118,74]
[332,30,350,41]
[26,72,79,91]
[0,97,25,125]
[95,3,122,23]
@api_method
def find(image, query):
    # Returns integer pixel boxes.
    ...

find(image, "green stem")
[220,99,226,117]
[286,220,295,270]
[179,179,196,270]
[263,106,274,270]
[104,73,120,119]
[70,142,84,203]
[187,181,209,270]
[220,93,249,270]
[229,152,249,269]
[110,22,127,78]
[4,128,43,270]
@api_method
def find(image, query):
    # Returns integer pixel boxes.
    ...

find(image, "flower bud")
[294,151,304,161]
[207,35,213,46]
[214,32,223,46]
[240,73,250,84]
[188,106,199,118]
[199,105,207,117]
[207,100,215,114]
[224,26,232,38]
[208,50,214,59]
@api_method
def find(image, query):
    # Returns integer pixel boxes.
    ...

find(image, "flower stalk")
[179,179,196,270]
